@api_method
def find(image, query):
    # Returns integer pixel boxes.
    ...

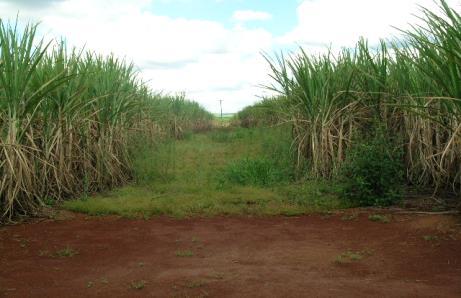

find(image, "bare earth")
[1,212,460,297]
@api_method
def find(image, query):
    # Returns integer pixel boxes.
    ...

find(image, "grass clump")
[335,249,373,264]
[220,157,287,187]
[423,235,439,241]
[175,250,194,257]
[335,251,364,264]
[368,214,390,223]
[130,280,146,290]
[219,125,295,188]
[341,213,359,221]
[54,247,79,258]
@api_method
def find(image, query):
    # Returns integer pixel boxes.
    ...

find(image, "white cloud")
[0,0,274,113]
[2,0,460,113]
[232,10,272,22]
[280,0,461,49]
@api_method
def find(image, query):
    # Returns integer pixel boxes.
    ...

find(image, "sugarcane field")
[0,0,460,297]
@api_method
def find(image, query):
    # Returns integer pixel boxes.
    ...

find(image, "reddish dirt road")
[1,212,460,297]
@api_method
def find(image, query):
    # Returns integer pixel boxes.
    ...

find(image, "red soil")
[1,212,460,297]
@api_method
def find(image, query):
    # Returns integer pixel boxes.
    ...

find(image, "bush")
[340,128,404,206]
[236,97,287,128]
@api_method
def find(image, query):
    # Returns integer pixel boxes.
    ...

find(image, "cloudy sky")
[0,0,459,113]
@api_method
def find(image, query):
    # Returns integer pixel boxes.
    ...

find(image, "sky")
[0,0,460,113]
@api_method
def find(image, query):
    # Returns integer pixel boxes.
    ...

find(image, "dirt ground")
[1,211,460,297]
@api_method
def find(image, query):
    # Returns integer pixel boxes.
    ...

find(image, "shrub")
[236,97,287,128]
[340,127,404,206]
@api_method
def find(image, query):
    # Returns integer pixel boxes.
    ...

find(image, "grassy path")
[64,127,345,218]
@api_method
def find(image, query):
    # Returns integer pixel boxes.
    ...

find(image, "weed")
[341,213,359,221]
[54,247,78,258]
[335,250,368,264]
[42,197,56,207]
[220,157,286,187]
[19,239,29,248]
[38,250,50,257]
[175,250,194,257]
[368,214,390,223]
[423,235,439,241]
[87,281,94,288]
[207,273,225,280]
[130,280,146,290]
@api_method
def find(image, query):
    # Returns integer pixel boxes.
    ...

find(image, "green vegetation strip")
[64,127,347,218]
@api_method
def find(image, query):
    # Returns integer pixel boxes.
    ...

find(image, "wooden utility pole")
[218,100,223,121]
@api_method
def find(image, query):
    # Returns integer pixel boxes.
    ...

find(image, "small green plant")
[207,273,225,280]
[38,250,50,257]
[341,213,359,221]
[42,197,56,207]
[423,235,439,241]
[335,249,373,264]
[130,280,146,290]
[175,250,194,257]
[19,239,29,248]
[54,247,79,257]
[335,251,364,264]
[340,125,404,207]
[368,214,390,223]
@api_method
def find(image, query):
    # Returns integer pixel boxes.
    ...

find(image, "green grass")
[64,127,347,218]
[175,250,194,257]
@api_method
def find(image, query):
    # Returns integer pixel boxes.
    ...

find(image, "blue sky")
[0,0,460,113]
[149,0,299,36]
